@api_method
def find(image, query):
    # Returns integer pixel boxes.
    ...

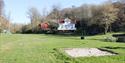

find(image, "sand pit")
[64,48,116,57]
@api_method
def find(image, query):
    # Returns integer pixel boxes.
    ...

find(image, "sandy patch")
[64,48,116,57]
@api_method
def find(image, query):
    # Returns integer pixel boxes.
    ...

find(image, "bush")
[104,37,117,42]
[22,24,32,33]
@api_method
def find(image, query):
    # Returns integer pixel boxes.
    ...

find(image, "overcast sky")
[4,0,107,24]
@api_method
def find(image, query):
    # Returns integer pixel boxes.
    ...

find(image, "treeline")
[0,0,9,33]
[0,0,23,33]
[0,0,125,34]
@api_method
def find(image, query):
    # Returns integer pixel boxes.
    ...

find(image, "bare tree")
[0,0,4,16]
[0,0,9,32]
[27,7,42,33]
[48,4,61,19]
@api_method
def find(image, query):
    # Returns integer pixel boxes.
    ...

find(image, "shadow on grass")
[98,48,119,54]
[45,34,83,40]
[45,33,81,37]
[88,38,111,42]
[103,46,125,49]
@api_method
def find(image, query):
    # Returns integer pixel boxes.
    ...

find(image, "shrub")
[104,37,117,42]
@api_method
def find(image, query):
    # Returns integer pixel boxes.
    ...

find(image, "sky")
[4,0,107,24]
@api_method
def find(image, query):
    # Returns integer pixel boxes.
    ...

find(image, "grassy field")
[0,33,125,63]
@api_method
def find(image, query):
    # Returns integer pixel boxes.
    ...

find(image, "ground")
[0,33,125,63]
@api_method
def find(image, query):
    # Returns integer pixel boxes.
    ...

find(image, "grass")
[0,33,125,63]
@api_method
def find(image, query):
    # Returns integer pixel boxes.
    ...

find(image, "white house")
[58,18,76,30]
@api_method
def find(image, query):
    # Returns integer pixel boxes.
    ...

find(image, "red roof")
[59,19,64,23]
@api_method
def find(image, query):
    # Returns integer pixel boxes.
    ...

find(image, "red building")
[39,22,50,30]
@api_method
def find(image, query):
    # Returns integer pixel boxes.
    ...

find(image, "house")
[39,22,49,30]
[58,18,76,31]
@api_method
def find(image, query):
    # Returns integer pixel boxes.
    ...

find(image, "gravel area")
[64,48,116,57]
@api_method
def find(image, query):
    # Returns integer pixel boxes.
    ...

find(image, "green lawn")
[0,33,125,63]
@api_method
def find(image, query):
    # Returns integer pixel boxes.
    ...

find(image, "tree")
[92,2,118,34]
[112,0,125,32]
[0,0,4,32]
[102,3,118,34]
[0,0,4,16]
[27,7,42,33]
[118,0,125,3]
[48,4,61,19]
[0,0,9,33]
[0,16,9,32]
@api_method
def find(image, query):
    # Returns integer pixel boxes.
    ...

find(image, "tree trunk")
[109,25,112,32]
[104,24,109,34]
